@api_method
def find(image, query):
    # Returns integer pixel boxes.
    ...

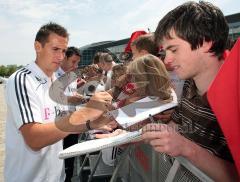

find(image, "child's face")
[112,72,127,87]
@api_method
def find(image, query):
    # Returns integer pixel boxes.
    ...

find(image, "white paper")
[58,129,142,159]
[59,90,178,159]
[109,90,178,128]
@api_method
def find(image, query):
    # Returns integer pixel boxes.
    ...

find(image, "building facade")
[226,13,240,41]
[79,39,129,67]
[79,13,240,67]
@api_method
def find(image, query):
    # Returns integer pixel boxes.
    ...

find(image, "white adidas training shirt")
[4,62,65,182]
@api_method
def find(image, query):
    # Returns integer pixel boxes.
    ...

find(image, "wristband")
[86,120,92,130]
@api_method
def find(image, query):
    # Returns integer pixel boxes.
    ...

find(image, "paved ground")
[0,84,6,181]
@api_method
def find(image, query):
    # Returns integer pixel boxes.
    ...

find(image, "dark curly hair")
[154,1,229,60]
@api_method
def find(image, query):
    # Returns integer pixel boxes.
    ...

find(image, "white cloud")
[0,1,56,19]
[0,0,239,66]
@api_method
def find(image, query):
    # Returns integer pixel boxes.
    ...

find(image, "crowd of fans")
[4,1,239,182]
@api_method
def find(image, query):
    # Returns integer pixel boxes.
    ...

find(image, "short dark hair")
[93,52,103,64]
[131,34,159,56]
[154,1,229,59]
[35,22,69,47]
[65,46,81,58]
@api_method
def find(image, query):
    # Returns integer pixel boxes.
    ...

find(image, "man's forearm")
[21,108,94,151]
[56,107,94,132]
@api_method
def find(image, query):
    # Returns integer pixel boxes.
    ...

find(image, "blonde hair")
[127,54,172,101]
[111,64,127,82]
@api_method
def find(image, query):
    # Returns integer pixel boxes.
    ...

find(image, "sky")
[0,0,239,66]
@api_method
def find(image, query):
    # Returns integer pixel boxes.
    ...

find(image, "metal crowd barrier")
[74,134,213,182]
[110,143,214,182]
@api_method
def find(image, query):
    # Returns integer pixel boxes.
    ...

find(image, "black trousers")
[63,134,79,182]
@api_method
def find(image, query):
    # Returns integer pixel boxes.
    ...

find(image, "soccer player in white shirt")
[4,22,112,182]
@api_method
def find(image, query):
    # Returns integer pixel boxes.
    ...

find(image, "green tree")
[0,65,23,77]
[0,65,7,77]
[6,65,18,76]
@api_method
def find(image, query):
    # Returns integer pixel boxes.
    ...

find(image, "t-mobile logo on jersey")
[54,106,69,117]
[44,107,58,120]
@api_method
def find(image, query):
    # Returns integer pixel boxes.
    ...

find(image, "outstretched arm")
[20,91,113,151]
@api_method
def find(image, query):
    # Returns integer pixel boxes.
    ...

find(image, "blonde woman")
[93,54,174,167]
[96,54,173,137]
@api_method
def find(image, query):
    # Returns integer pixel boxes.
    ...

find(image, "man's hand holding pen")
[141,119,188,157]
[83,91,118,131]
[65,91,115,132]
